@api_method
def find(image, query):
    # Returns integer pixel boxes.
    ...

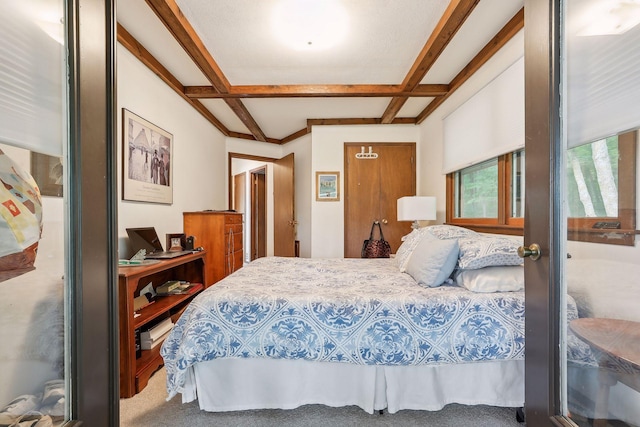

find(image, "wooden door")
[273,153,296,256]
[233,172,246,213]
[344,143,415,258]
[250,169,266,260]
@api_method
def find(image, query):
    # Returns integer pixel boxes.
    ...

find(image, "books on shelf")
[141,329,172,350]
[140,317,174,350]
[141,317,173,341]
[156,282,203,296]
[156,280,182,294]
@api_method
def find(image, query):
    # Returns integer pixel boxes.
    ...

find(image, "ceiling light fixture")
[272,0,348,51]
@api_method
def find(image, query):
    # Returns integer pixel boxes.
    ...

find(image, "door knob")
[517,243,541,261]
[381,219,388,224]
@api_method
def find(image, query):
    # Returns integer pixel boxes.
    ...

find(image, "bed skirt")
[179,358,524,414]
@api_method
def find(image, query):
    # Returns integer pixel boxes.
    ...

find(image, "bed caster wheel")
[516,407,525,423]
[378,409,384,415]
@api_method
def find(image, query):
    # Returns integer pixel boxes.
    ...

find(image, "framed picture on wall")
[122,109,173,204]
[316,171,340,201]
[30,152,63,197]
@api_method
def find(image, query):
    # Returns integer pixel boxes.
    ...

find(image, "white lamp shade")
[397,196,437,221]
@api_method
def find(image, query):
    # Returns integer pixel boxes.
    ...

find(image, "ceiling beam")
[184,84,449,99]
[380,0,481,124]
[145,0,269,142]
[117,23,232,137]
[307,117,415,132]
[416,7,524,124]
[281,128,310,144]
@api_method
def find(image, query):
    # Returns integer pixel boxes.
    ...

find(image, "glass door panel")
[563,1,640,425]
[0,1,68,425]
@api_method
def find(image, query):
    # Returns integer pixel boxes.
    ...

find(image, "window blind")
[442,56,524,174]
[0,2,64,156]
[566,25,640,148]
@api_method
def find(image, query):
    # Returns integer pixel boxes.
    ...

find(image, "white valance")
[442,56,524,174]
[0,2,64,157]
[566,24,640,148]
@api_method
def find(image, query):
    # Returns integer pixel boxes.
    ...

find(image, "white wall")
[310,124,420,258]
[117,46,227,258]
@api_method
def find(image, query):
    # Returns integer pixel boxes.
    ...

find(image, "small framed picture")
[30,153,63,197]
[316,171,340,201]
[166,233,186,252]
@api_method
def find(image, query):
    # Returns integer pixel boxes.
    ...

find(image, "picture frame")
[166,233,186,252]
[122,109,173,204]
[315,171,340,201]
[30,153,63,197]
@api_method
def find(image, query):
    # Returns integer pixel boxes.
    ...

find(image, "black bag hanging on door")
[361,221,391,258]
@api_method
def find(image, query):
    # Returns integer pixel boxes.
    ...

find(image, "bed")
[160,225,580,414]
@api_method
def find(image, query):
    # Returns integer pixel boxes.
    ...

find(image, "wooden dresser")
[183,211,243,286]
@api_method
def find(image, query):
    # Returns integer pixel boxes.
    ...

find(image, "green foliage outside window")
[566,136,618,218]
[455,158,498,218]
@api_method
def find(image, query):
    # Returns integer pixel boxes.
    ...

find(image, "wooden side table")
[569,318,640,426]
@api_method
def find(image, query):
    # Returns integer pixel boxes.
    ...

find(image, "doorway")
[343,143,416,258]
[229,152,296,259]
[250,167,266,260]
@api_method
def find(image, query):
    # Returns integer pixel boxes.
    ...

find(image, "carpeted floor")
[120,367,525,426]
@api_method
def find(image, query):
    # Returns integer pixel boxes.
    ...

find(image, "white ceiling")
[116,0,524,142]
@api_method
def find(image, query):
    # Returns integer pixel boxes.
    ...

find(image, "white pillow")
[423,224,477,240]
[405,233,459,287]
[395,229,424,272]
[457,235,523,269]
[455,265,524,292]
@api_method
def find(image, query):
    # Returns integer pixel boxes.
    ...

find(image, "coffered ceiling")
[116,0,524,144]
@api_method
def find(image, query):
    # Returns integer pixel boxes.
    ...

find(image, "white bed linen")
[182,358,524,414]
[162,257,528,400]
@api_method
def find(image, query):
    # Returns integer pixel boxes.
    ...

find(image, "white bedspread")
[161,257,527,399]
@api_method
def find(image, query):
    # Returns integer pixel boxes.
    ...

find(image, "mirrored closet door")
[562,0,640,425]
[0,1,69,425]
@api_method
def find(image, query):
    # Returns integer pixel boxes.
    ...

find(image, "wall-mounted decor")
[122,109,173,204]
[30,152,63,197]
[316,171,340,201]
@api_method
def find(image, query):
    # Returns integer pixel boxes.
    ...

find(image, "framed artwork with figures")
[122,109,173,204]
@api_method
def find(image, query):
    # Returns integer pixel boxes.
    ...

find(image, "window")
[567,130,636,245]
[454,158,498,218]
[446,130,636,244]
[446,150,524,235]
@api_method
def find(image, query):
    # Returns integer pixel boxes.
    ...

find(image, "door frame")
[523,0,566,424]
[228,153,276,261]
[67,0,118,424]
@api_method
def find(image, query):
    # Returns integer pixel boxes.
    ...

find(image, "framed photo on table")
[166,233,186,252]
[122,109,173,204]
[315,171,340,201]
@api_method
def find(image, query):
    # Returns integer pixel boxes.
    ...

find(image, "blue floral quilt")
[161,257,550,398]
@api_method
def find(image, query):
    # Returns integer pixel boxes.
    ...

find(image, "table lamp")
[397,196,437,229]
